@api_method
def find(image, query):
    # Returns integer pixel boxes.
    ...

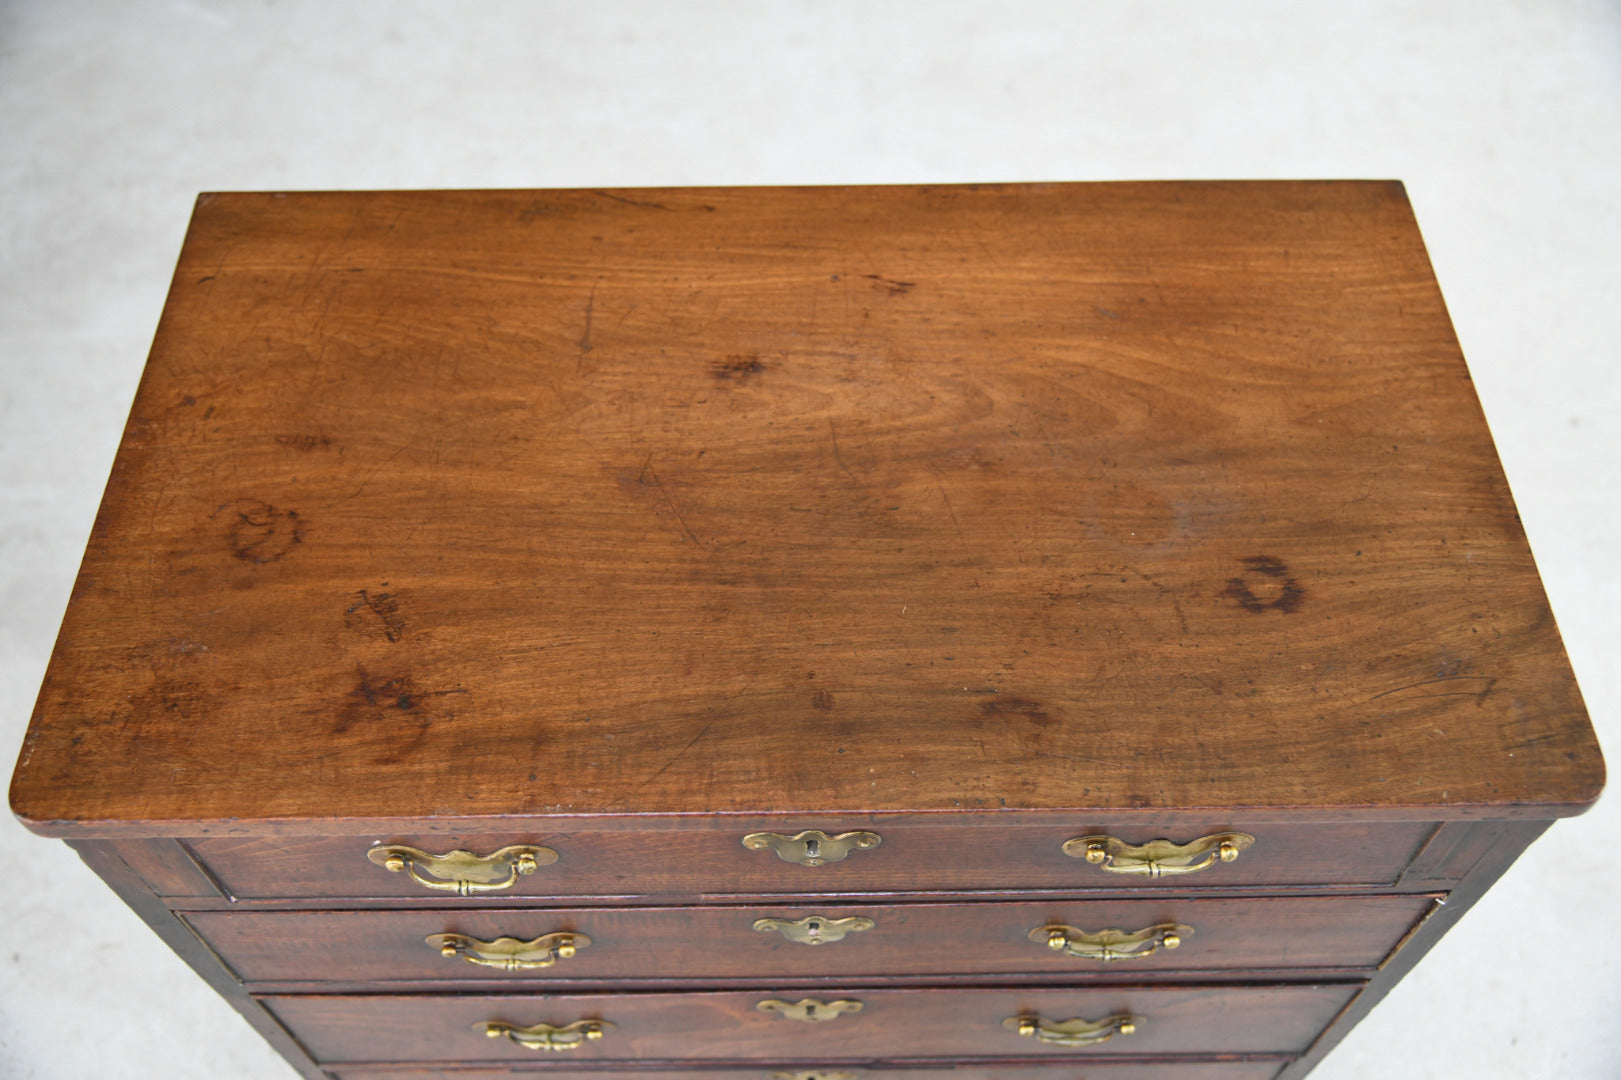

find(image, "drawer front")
[329,1064,1287,1080]
[264,985,1357,1063]
[193,895,1432,985]
[185,821,1433,900]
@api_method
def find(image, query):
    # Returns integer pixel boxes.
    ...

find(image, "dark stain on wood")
[1223,555,1305,613]
[275,433,332,452]
[332,670,467,765]
[223,499,301,564]
[345,590,406,643]
[336,668,423,733]
[978,695,1058,729]
[126,679,203,724]
[714,354,764,379]
[864,273,916,294]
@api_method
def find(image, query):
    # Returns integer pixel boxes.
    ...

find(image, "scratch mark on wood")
[636,722,714,790]
[578,285,596,357]
[594,190,674,211]
[828,418,856,481]
[1369,676,1497,704]
[1037,749,1125,768]
[930,468,963,538]
[640,453,703,548]
[348,441,419,500]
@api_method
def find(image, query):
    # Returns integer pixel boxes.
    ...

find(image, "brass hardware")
[474,1018,613,1051]
[753,914,875,945]
[742,830,881,867]
[757,998,864,1022]
[1061,832,1255,877]
[366,843,557,894]
[1004,1012,1141,1047]
[427,931,591,970]
[771,1073,858,1080]
[1031,922,1193,961]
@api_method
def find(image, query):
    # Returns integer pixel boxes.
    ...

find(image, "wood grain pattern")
[10,182,1602,835]
[186,895,1432,986]
[264,984,1357,1063]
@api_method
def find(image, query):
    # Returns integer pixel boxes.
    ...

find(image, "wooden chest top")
[10,182,1602,835]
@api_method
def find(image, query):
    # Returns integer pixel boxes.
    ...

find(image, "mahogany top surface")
[10,182,1603,836]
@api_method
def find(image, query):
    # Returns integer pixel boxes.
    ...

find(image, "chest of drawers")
[10,181,1603,1080]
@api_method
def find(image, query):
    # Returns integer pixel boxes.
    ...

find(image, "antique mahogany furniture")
[10,182,1604,1080]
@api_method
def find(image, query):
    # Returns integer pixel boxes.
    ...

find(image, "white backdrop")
[1,3,1617,1077]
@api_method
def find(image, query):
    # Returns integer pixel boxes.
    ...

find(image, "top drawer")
[180,820,1435,901]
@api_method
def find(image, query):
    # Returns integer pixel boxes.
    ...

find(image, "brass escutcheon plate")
[757,998,864,1022]
[772,1073,859,1080]
[741,830,881,867]
[753,914,875,945]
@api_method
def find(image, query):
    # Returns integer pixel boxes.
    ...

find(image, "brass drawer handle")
[772,1074,859,1080]
[474,1018,613,1051]
[742,830,881,867]
[427,931,590,970]
[758,998,864,1022]
[1004,1012,1141,1047]
[1062,832,1254,877]
[1032,922,1192,961]
[366,843,557,894]
[754,914,875,945]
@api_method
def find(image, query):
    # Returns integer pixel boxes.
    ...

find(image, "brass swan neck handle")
[367,843,557,894]
[1005,1012,1141,1047]
[1032,921,1193,961]
[428,931,589,970]
[474,1018,613,1051]
[1062,832,1254,877]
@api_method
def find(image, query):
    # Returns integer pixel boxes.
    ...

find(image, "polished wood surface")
[181,820,1435,901]
[265,984,1357,1063]
[10,184,1605,1080]
[11,182,1603,836]
[187,895,1432,985]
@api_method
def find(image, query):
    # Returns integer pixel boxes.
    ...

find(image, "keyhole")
[806,919,822,942]
[805,1002,818,1019]
[804,838,820,858]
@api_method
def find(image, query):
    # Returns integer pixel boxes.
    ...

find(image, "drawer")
[191,895,1434,985]
[183,821,1435,901]
[264,985,1358,1063]
[329,1064,1287,1080]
